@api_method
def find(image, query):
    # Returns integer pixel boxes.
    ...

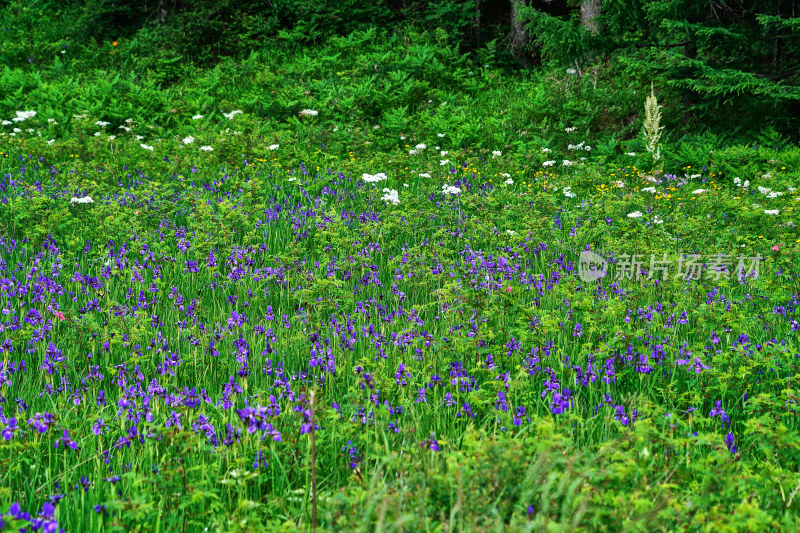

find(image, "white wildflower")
[642,187,657,193]
[612,180,625,188]
[565,126,577,133]
[199,146,213,151]
[764,209,780,215]
[1,120,10,125]
[692,189,706,195]
[136,135,144,140]
[70,196,94,205]
[362,172,387,183]
[504,178,513,185]
[93,132,101,137]
[119,126,130,132]
[653,215,664,225]
[442,184,461,196]
[440,151,448,156]
[506,230,517,235]
[140,144,153,151]
[437,133,446,138]
[562,160,573,167]
[268,144,279,150]
[13,110,36,122]
[46,139,55,146]
[541,148,552,153]
[625,152,636,156]
[223,110,243,120]
[415,143,426,151]
[381,188,400,205]
[419,173,431,178]
[501,173,511,178]
[440,160,450,166]
[298,109,318,117]
[192,114,203,120]
[107,135,116,141]
[492,150,502,158]
[627,211,643,218]
[95,121,109,127]
[182,136,194,144]
[542,160,556,167]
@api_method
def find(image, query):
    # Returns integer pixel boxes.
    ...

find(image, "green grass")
[0,24,800,533]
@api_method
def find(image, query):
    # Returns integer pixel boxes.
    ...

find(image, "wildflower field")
[1,4,800,532]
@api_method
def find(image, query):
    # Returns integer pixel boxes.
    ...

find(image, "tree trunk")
[510,0,529,65]
[580,0,601,35]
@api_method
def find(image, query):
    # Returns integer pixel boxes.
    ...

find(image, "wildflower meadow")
[1,1,800,531]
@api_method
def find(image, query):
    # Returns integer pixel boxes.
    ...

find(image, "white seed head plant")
[642,83,664,169]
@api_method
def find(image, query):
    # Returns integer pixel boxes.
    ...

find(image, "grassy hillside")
[1,11,800,533]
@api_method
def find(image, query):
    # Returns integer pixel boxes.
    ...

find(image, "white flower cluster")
[504,178,513,185]
[757,185,784,198]
[268,144,279,150]
[182,136,194,144]
[381,188,400,205]
[612,180,625,188]
[95,120,110,127]
[567,142,591,151]
[362,172,387,183]
[223,110,243,120]
[440,159,450,166]
[765,209,780,215]
[625,152,636,156]
[492,150,502,158]
[506,230,517,235]
[200,146,213,151]
[192,114,203,120]
[562,160,573,167]
[12,111,36,122]
[563,186,576,198]
[692,189,706,195]
[418,173,431,178]
[641,187,657,193]
[140,144,154,151]
[627,211,643,218]
[565,126,577,133]
[541,147,552,153]
[298,109,318,117]
[653,215,664,225]
[442,184,461,196]
[437,133,446,138]
[542,160,556,167]
[70,196,94,205]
